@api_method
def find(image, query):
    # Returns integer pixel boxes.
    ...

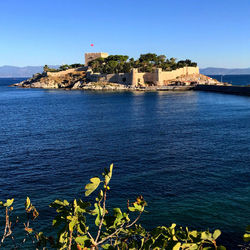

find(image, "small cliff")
[13,68,87,89]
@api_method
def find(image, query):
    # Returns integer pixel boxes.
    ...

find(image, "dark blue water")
[0,77,249,248]
[209,74,250,86]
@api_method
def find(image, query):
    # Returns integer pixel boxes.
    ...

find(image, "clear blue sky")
[1,0,250,68]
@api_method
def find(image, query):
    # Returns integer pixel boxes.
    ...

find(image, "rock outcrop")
[11,67,130,91]
[13,68,87,89]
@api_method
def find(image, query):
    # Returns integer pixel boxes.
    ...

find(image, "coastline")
[11,81,250,97]
[10,67,250,96]
[10,80,195,92]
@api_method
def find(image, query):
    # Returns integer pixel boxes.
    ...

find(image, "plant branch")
[97,222,125,245]
[96,205,145,246]
[0,207,13,247]
[68,230,73,250]
[95,187,107,243]
[88,231,95,244]
[126,208,144,229]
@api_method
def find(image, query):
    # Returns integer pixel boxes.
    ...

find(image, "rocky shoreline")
[11,80,197,92]
[11,80,132,91]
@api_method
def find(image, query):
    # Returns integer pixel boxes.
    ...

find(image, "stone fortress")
[85,52,201,87]
[14,52,224,90]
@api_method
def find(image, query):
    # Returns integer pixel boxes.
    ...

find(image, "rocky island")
[12,53,224,91]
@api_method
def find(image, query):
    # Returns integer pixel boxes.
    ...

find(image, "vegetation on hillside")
[43,64,85,73]
[88,53,198,74]
[42,53,197,75]
[1,165,248,249]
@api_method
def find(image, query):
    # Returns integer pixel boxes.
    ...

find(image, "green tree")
[139,53,158,64]
[155,55,166,66]
[123,62,132,73]
[59,64,70,71]
[88,54,197,74]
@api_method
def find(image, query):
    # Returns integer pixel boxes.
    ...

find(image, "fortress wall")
[186,66,199,75]
[131,69,157,86]
[87,66,199,86]
[159,67,199,83]
[143,72,158,83]
[100,73,132,85]
[134,72,146,85]
[132,67,199,86]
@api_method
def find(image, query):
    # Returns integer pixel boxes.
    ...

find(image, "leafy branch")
[0,164,239,249]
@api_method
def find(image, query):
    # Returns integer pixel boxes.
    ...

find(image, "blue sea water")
[0,77,249,248]
[209,74,250,86]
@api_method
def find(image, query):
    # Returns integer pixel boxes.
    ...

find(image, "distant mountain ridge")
[1,65,250,77]
[0,65,58,77]
[200,67,250,75]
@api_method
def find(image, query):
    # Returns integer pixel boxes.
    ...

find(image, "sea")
[0,75,250,249]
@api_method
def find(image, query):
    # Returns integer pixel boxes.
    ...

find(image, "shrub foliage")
[1,164,248,249]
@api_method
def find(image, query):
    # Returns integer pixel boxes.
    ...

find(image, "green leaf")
[77,223,87,234]
[4,198,14,207]
[77,200,91,213]
[105,163,113,185]
[59,231,68,244]
[113,207,122,215]
[213,229,221,240]
[173,242,181,250]
[67,215,78,231]
[170,223,176,229]
[75,235,89,246]
[50,199,69,208]
[91,203,103,226]
[201,231,212,241]
[85,177,101,196]
[69,221,76,231]
[63,200,69,206]
[189,230,198,238]
[0,201,3,207]
[134,203,143,212]
[128,206,136,212]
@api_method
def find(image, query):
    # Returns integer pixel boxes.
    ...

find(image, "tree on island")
[88,53,198,74]
[43,64,85,73]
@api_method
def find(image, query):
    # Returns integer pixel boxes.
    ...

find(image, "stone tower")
[85,52,109,66]
[131,68,138,87]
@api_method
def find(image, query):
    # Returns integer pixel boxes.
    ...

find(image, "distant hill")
[200,67,250,75]
[0,65,58,77]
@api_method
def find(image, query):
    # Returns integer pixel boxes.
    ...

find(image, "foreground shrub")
[0,164,230,249]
